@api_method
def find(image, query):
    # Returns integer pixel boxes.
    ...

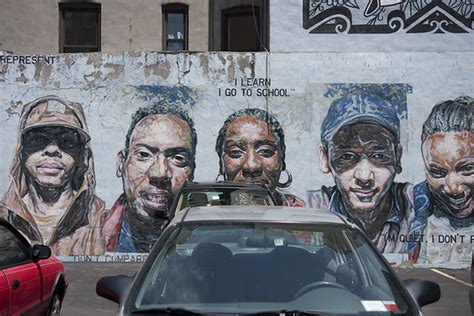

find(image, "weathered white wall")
[0,51,471,209]
[0,50,472,265]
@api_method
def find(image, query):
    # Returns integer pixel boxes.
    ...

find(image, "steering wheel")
[292,281,347,299]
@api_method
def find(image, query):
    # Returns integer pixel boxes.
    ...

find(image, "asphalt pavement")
[61,263,473,316]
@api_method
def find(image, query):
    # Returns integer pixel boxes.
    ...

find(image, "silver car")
[97,207,440,315]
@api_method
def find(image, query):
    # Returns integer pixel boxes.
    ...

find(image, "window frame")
[58,2,101,53]
[162,3,189,51]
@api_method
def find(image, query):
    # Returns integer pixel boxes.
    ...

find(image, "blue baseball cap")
[321,92,400,143]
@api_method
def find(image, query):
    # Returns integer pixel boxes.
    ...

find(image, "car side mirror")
[403,278,441,307]
[96,275,133,304]
[32,244,51,261]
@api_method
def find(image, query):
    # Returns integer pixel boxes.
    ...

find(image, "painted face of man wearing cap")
[22,126,84,190]
[320,123,402,214]
[312,92,413,252]
[2,96,106,256]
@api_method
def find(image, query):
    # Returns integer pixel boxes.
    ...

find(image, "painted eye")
[429,167,447,178]
[26,135,48,146]
[169,154,189,167]
[460,163,474,175]
[340,153,356,161]
[226,148,244,158]
[257,148,275,158]
[371,153,390,161]
[59,134,80,148]
[135,151,152,160]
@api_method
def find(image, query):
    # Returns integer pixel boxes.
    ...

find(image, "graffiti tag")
[0,54,56,65]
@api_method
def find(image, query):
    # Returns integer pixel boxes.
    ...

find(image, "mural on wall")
[0,52,471,267]
[0,96,105,256]
[307,84,416,255]
[303,0,474,34]
[215,108,305,207]
[410,96,473,265]
[102,103,197,253]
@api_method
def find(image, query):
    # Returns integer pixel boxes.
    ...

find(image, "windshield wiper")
[132,307,202,315]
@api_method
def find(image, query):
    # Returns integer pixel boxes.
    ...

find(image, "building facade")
[0,1,472,268]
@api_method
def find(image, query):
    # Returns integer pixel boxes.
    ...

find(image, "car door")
[0,270,10,316]
[0,223,42,316]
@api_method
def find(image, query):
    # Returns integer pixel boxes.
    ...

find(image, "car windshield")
[132,223,413,315]
[175,188,274,212]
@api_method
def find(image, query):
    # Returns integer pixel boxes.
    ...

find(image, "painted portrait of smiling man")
[102,103,197,253]
[308,92,414,254]
[413,96,473,264]
[0,96,105,256]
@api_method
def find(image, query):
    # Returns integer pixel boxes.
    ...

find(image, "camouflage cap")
[321,92,400,143]
[22,95,90,143]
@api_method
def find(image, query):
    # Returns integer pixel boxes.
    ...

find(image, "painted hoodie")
[0,95,105,256]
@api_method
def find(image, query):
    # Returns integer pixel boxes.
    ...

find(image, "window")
[219,3,269,52]
[162,4,188,51]
[59,3,101,53]
[0,224,30,268]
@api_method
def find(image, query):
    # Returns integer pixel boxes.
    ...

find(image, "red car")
[0,218,68,316]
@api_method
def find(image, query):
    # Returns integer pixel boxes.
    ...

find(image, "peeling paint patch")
[227,62,235,83]
[53,81,61,88]
[144,60,171,79]
[5,100,22,118]
[218,54,226,66]
[237,55,252,74]
[137,85,198,107]
[34,64,41,82]
[64,54,74,68]
[40,63,52,86]
[104,63,124,81]
[15,73,27,83]
[129,51,142,58]
[199,55,209,75]
[84,71,102,85]
[0,63,8,74]
[86,53,102,68]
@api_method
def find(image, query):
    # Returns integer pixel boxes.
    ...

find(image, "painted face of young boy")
[323,123,401,215]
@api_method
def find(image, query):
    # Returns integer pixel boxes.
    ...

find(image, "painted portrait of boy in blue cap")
[308,91,415,254]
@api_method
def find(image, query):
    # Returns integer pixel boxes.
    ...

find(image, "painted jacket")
[0,99,105,256]
[102,194,167,253]
[103,188,306,253]
[307,182,415,254]
[411,181,473,266]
